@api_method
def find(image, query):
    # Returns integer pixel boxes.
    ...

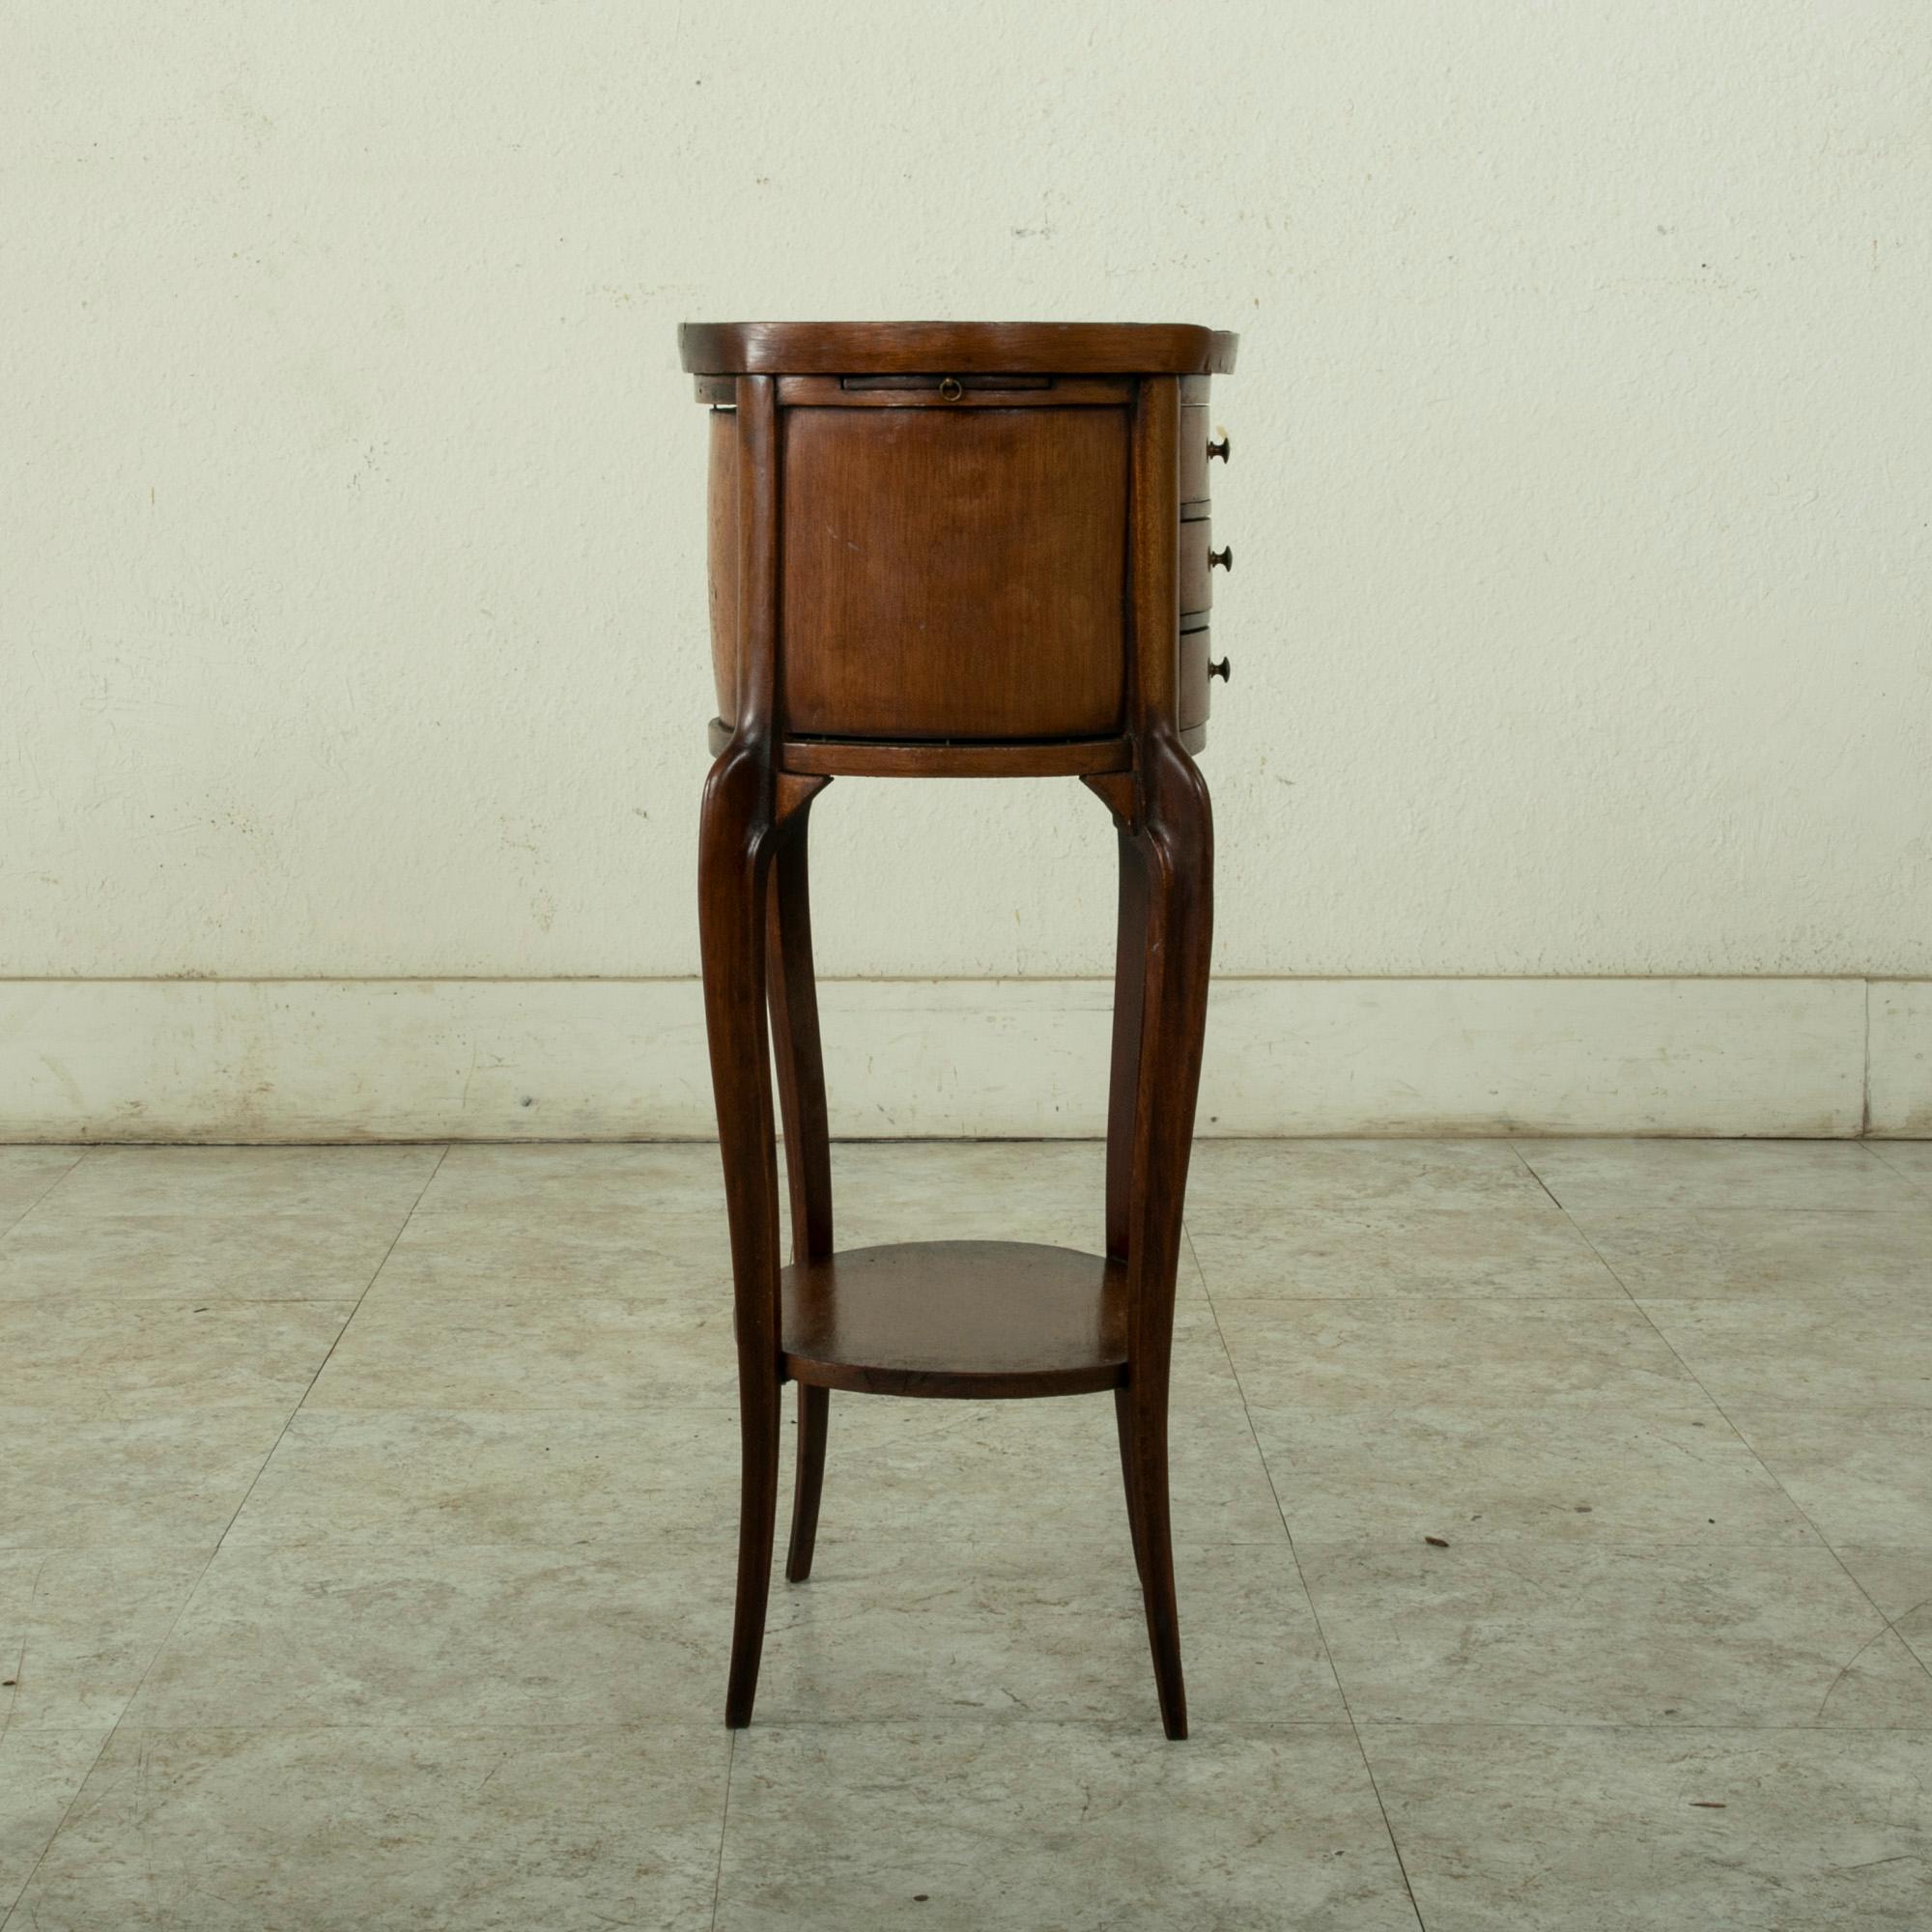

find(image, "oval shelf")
[781,1239,1128,1399]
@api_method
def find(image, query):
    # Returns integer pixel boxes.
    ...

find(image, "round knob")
[938,377,964,401]
[1209,545,1233,572]
[1208,657,1232,683]
[1208,434,1231,463]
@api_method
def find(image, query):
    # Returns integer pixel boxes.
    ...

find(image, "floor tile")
[347,1201,726,1298]
[1186,1138,1548,1224]
[7,1133,1932,1928]
[128,1541,731,1729]
[1189,1203,1624,1298]
[1364,1723,1932,1932]
[0,1299,350,1416]
[0,1548,210,1730]
[1640,1295,1932,1409]
[1833,1548,1932,1671]
[14,1724,729,1932]
[40,1146,443,1218]
[0,1409,290,1551]
[1247,1396,1816,1545]
[796,1383,1288,1551]
[0,1727,106,1916]
[1868,1140,1932,1188]
[756,1538,1342,1728]
[1570,1207,1932,1299]
[303,1285,738,1409]
[0,1147,440,1306]
[1297,1541,1932,1728]
[412,1141,723,1220]
[826,1139,1114,1251]
[0,1209,417,1303]
[1168,1296,1242,1398]
[409,1143,732,1269]
[221,1406,739,1549]
[1215,1297,1697,1408]
[1515,1138,1907,1213]
[1729,1406,1932,1545]
[0,1150,82,1230]
[715,1721,1419,1932]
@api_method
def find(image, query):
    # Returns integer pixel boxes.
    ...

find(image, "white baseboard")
[1869,980,1932,1135]
[0,976,1918,1142]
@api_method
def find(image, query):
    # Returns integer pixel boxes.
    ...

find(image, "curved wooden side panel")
[707,408,739,729]
[780,403,1130,741]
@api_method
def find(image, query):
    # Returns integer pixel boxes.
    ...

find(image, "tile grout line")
[0,1145,454,1929]
[1182,1221,1432,1932]
[0,1147,90,1241]
[1504,1143,1932,1696]
[0,1151,123,1926]
[197,1144,456,1568]
[1861,978,1872,1137]
[1863,1137,1928,1186]
[708,1729,737,1931]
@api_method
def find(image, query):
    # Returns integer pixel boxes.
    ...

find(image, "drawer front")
[1179,623,1212,731]
[781,404,1129,741]
[1179,515,1214,619]
[1179,405,1210,507]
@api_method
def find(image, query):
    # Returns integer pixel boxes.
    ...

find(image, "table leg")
[701,749,823,1727]
[1103,825,1149,1264]
[767,792,835,1583]
[1113,738,1214,1741]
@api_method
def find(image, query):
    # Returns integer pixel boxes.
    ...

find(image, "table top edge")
[678,320,1239,377]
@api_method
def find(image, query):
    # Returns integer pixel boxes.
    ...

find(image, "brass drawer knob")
[1208,657,1232,683]
[1209,545,1233,572]
[1208,434,1230,463]
[938,376,964,401]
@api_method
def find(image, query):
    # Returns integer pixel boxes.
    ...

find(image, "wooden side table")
[680,321,1237,1739]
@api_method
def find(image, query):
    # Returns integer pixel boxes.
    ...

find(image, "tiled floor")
[1,1138,1929,1929]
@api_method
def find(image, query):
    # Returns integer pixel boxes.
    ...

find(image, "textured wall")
[6,0,1929,985]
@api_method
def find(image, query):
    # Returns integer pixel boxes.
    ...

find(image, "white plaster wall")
[5,1,1930,996]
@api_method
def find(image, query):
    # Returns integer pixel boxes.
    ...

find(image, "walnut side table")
[680,321,1237,1739]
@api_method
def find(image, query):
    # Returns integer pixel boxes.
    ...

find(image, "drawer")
[1179,405,1209,506]
[1179,623,1212,731]
[781,402,1129,741]
[1179,516,1215,618]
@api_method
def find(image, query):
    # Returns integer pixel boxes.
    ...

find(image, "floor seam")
[198,1144,454,1566]
[0,1145,454,1925]
[0,1147,89,1241]
[1184,1222,1432,1932]
[709,1730,736,1930]
[1861,978,1873,1137]
[1508,1143,1932,1694]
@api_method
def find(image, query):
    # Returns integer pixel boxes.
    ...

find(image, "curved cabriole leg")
[786,1385,831,1582]
[701,748,819,1729]
[1106,826,1152,1585]
[1094,740,1213,1741]
[767,795,836,1583]
[1114,1383,1149,1587]
[1102,824,1149,1264]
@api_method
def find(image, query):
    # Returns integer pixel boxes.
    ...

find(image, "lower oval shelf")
[781,1239,1128,1399]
